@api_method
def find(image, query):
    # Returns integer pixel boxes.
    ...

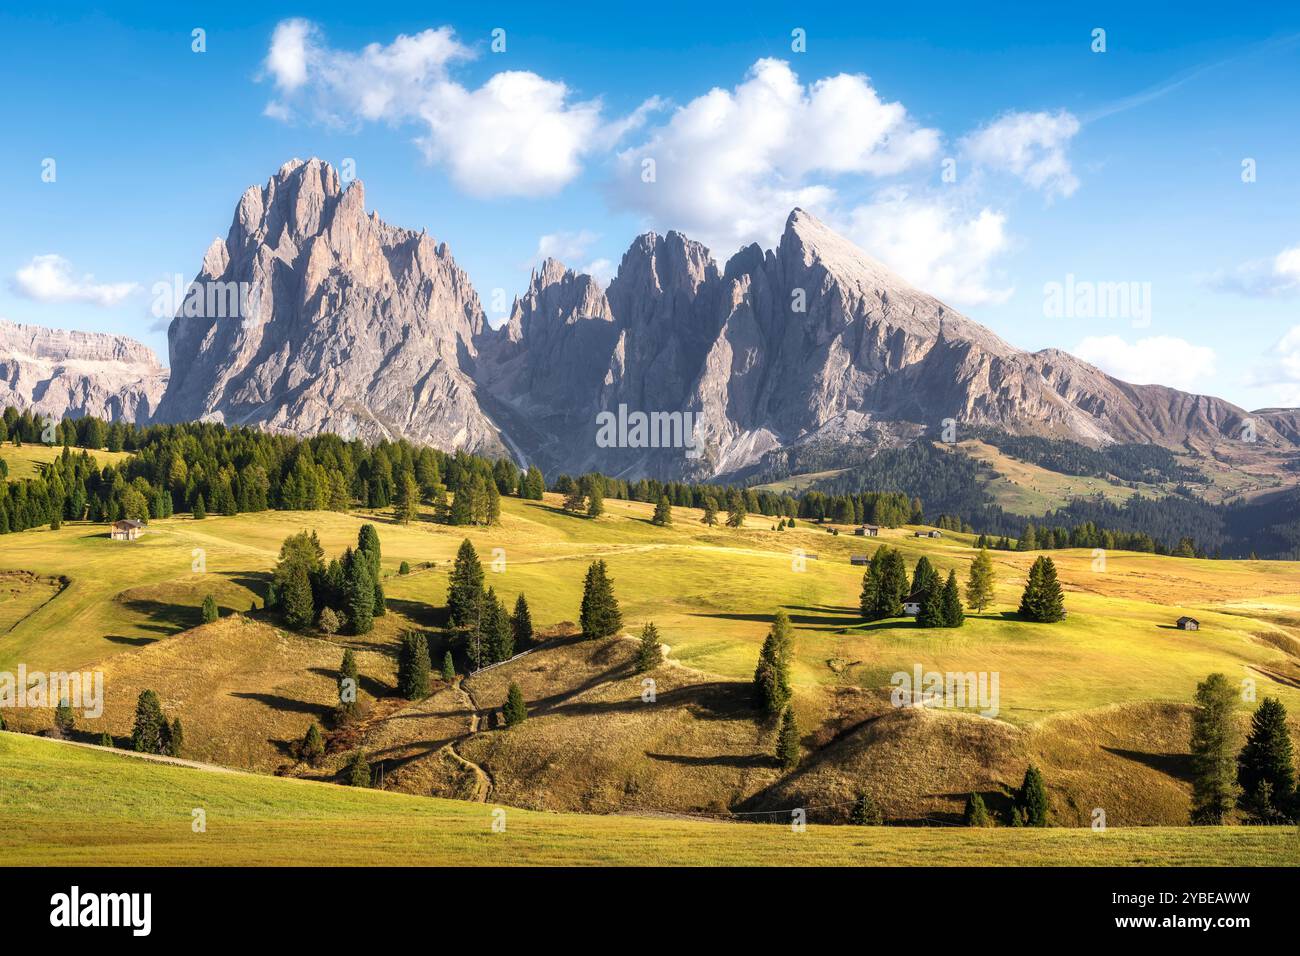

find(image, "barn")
[1176,616,1200,631]
[110,519,144,541]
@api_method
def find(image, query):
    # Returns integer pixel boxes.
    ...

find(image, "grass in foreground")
[2,733,1294,866]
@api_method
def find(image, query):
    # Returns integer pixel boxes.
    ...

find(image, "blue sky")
[2,2,1299,409]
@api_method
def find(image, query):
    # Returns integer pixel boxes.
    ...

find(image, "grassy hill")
[2,493,1299,838]
[3,732,1293,866]
[0,442,131,481]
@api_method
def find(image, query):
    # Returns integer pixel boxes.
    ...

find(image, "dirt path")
[446,683,493,801]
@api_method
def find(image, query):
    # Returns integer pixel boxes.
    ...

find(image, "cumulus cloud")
[530,230,613,283]
[1205,244,1300,297]
[611,58,940,254]
[261,19,650,198]
[12,255,139,307]
[1247,324,1300,405]
[960,110,1081,199]
[1074,335,1217,391]
[844,190,1013,306]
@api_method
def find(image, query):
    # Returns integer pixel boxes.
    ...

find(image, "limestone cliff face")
[149,159,1290,477]
[154,158,506,454]
[0,319,166,424]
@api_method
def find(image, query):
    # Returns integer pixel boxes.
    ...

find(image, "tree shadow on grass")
[1102,747,1194,782]
[305,667,390,699]
[690,605,862,630]
[118,598,201,633]
[646,751,772,769]
[103,634,157,647]
[229,691,327,718]
[387,597,444,629]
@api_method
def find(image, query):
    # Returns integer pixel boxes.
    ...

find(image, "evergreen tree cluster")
[446,539,534,670]
[1018,556,1066,623]
[272,524,385,635]
[130,689,184,757]
[859,549,965,626]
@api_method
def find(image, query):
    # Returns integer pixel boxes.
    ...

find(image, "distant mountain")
[18,158,1295,480]
[0,319,165,424]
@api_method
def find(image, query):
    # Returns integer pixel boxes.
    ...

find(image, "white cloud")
[1247,324,1300,405]
[612,58,940,254]
[260,19,649,198]
[961,110,1081,199]
[530,231,614,285]
[1074,335,1217,391]
[844,190,1013,306]
[1205,244,1300,297]
[12,255,139,307]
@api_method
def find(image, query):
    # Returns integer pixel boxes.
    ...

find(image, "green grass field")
[0,442,131,481]
[4,733,1293,866]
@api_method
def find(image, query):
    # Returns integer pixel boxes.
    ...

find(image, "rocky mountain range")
[0,318,166,425]
[6,158,1296,479]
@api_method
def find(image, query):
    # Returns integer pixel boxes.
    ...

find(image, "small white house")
[1176,616,1200,631]
[110,519,144,541]
[855,525,880,537]
[903,598,921,616]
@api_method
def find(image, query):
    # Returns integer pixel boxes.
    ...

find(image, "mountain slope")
[0,319,166,424]
[153,159,507,454]
[147,159,1292,478]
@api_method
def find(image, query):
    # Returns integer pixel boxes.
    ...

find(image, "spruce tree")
[876,548,908,619]
[347,751,371,787]
[480,588,513,663]
[753,611,793,716]
[511,593,533,650]
[1016,765,1050,827]
[585,475,604,517]
[859,548,885,620]
[776,707,800,769]
[940,570,964,627]
[652,495,673,526]
[192,495,206,520]
[441,650,456,683]
[54,698,76,736]
[394,471,419,524]
[850,792,882,825]
[301,723,325,763]
[397,631,433,700]
[281,560,315,631]
[725,490,747,528]
[201,594,218,624]
[131,689,167,754]
[964,793,991,827]
[503,682,527,727]
[347,556,374,635]
[99,732,114,748]
[702,497,718,526]
[337,648,360,722]
[447,539,485,629]
[372,576,386,618]
[1190,673,1240,824]
[636,622,663,673]
[579,559,622,638]
[1237,696,1295,822]
[965,547,996,612]
[168,718,184,757]
[1019,555,1065,623]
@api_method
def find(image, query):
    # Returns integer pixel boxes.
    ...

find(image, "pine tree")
[168,718,184,757]
[1237,697,1295,822]
[964,793,992,827]
[579,559,622,639]
[280,560,314,631]
[479,588,513,663]
[347,751,371,787]
[201,594,218,624]
[192,495,206,520]
[753,611,793,716]
[1016,765,1050,827]
[397,631,433,700]
[585,475,604,518]
[503,682,527,727]
[1190,673,1240,824]
[99,732,113,748]
[651,495,673,526]
[875,548,908,619]
[54,697,76,736]
[131,689,168,754]
[347,556,374,635]
[859,549,885,620]
[1018,523,1037,551]
[850,792,883,825]
[511,593,534,650]
[337,648,361,722]
[317,606,341,635]
[702,497,718,526]
[1019,555,1065,623]
[301,723,325,763]
[441,650,456,683]
[636,622,663,673]
[965,547,995,612]
[394,471,420,524]
[725,490,747,528]
[776,707,800,769]
[940,570,964,627]
[447,539,485,629]
[372,576,386,618]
